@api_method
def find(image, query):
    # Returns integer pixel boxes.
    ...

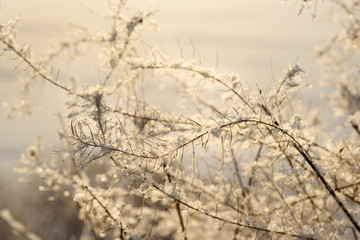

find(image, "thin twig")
[221,119,360,233]
[151,182,314,239]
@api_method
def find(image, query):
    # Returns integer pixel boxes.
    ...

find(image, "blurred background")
[0,0,338,238]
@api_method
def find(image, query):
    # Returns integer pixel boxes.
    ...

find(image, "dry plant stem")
[84,186,127,239]
[222,119,360,233]
[112,109,194,126]
[351,121,360,137]
[175,202,187,239]
[294,143,360,233]
[151,182,314,239]
[165,164,188,239]
[292,181,360,205]
[70,111,360,233]
[133,63,256,114]
[247,144,263,186]
[260,167,304,231]
[0,209,41,240]
[0,38,72,93]
[166,171,247,216]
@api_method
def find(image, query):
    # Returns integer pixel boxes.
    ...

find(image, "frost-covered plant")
[1,0,360,239]
[317,0,360,117]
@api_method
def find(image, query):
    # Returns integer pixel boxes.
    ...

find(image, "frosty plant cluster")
[1,0,360,239]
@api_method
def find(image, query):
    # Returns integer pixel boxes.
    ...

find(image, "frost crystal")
[286,64,304,79]
[210,126,222,138]
[291,114,302,130]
